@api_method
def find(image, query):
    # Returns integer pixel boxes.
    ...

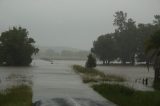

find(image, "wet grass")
[0,85,32,106]
[153,81,160,90]
[72,65,125,83]
[92,83,160,106]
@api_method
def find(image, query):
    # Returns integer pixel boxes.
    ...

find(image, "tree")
[153,15,160,27]
[145,29,160,83]
[85,53,96,68]
[92,33,117,64]
[0,27,39,66]
[136,15,160,63]
[114,11,138,64]
[92,11,160,65]
[113,11,127,32]
[136,23,156,62]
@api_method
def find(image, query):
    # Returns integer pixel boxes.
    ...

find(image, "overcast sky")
[0,0,160,50]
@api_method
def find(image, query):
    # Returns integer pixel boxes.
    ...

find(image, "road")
[32,60,116,106]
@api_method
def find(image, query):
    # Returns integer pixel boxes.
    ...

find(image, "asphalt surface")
[32,60,116,106]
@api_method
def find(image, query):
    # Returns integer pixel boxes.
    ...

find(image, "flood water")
[97,65,155,91]
[0,60,115,106]
[97,65,154,82]
[0,60,155,105]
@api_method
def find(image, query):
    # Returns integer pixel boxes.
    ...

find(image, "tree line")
[92,11,160,65]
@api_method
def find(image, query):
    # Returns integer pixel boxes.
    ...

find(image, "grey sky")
[0,0,160,50]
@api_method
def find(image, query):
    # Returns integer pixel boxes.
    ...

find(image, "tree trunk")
[131,58,135,65]
[108,60,110,65]
[122,59,126,65]
[102,60,105,65]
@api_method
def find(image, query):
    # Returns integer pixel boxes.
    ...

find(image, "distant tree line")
[92,11,160,65]
[38,49,89,60]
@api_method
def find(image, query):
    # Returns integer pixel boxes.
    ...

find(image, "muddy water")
[0,60,155,105]
[97,65,154,82]
[0,60,116,106]
[0,66,34,91]
[97,65,155,91]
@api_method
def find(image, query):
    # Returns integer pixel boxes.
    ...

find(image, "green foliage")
[153,15,160,27]
[113,11,138,64]
[0,85,32,106]
[92,33,117,64]
[153,81,160,90]
[145,30,160,52]
[85,53,96,68]
[73,65,125,83]
[145,29,160,82]
[73,65,105,76]
[136,24,156,62]
[113,11,127,32]
[0,27,39,66]
[92,11,160,65]
[92,84,160,106]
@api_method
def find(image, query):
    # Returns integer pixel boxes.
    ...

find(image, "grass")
[92,83,160,106]
[72,65,125,83]
[0,85,32,106]
[153,81,160,90]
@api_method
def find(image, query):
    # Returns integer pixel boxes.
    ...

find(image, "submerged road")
[32,60,116,106]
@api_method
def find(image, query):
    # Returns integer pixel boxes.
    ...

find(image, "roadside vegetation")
[0,85,32,106]
[92,83,160,106]
[73,65,125,83]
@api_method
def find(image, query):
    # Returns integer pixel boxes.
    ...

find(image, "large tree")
[0,27,39,66]
[92,11,160,65]
[114,11,138,64]
[145,29,160,83]
[136,24,157,62]
[136,15,160,62]
[92,33,117,64]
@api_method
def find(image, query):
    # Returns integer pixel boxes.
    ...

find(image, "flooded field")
[97,65,155,91]
[0,60,115,106]
[0,66,34,91]
[97,65,154,82]
[0,60,84,91]
[0,60,155,105]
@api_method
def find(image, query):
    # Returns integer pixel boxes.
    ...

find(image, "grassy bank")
[0,85,32,106]
[92,84,160,106]
[72,65,125,83]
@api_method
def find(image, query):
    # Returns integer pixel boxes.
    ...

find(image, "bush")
[85,53,96,68]
[73,65,125,83]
